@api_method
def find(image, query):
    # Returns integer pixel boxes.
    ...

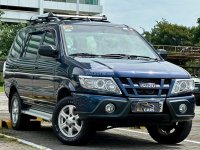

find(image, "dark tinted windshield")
[63,24,158,59]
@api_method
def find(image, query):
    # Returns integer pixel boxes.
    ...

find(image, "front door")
[32,30,57,106]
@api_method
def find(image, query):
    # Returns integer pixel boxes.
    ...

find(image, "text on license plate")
[131,101,161,113]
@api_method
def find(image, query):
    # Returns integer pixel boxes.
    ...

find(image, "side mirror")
[157,49,167,60]
[38,45,57,58]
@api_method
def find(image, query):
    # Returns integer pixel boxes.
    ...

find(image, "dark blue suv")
[3,13,195,145]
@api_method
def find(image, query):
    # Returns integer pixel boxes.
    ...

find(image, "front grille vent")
[116,78,172,98]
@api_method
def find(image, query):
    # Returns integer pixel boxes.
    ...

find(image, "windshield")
[63,24,159,59]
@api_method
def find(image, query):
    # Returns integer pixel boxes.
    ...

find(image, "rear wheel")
[147,121,192,144]
[52,97,95,145]
[10,93,32,130]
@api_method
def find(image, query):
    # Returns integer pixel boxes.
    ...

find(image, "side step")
[22,109,52,121]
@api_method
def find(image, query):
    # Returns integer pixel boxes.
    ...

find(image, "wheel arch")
[56,79,76,102]
[57,87,72,102]
[8,85,18,112]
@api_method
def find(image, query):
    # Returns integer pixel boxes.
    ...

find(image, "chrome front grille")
[115,78,172,98]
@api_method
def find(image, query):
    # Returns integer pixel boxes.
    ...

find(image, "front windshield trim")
[61,24,161,60]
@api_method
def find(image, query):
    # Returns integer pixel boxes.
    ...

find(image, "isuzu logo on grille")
[139,82,156,88]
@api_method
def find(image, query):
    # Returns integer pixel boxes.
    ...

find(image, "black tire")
[196,98,200,106]
[52,97,95,145]
[147,121,192,144]
[10,92,32,130]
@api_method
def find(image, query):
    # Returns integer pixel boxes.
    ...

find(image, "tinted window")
[10,30,26,58]
[39,31,56,59]
[43,31,56,47]
[24,33,43,59]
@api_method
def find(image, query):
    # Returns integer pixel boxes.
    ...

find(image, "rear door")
[18,31,44,103]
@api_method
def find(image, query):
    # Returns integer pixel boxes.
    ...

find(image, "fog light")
[179,104,187,114]
[105,103,115,113]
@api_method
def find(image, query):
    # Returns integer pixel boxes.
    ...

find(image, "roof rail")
[29,12,108,25]
[56,14,107,20]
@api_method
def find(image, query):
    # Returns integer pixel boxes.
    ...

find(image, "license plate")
[131,101,162,113]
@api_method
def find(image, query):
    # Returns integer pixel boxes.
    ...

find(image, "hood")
[74,57,190,79]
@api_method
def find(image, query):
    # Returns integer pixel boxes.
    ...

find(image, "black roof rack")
[29,12,108,25]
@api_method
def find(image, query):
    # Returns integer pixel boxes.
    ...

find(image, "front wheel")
[147,121,192,144]
[52,97,94,145]
[196,97,200,106]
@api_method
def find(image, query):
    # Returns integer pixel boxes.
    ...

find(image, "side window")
[39,31,56,59]
[43,31,56,48]
[24,33,43,59]
[10,30,26,58]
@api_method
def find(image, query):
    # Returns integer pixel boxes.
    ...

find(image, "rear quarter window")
[9,30,26,58]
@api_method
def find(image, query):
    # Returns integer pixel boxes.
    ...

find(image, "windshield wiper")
[69,53,159,61]
[129,55,159,61]
[101,54,159,61]
[101,54,129,59]
[69,53,101,58]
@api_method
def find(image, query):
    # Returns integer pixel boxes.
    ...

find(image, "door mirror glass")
[38,45,57,58]
[157,49,167,60]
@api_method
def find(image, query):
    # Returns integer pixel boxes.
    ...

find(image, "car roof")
[21,21,135,34]
[62,20,126,28]
[25,13,134,31]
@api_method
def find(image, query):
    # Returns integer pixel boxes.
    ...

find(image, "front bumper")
[72,93,195,125]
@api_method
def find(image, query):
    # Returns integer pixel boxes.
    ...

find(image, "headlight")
[79,76,121,94]
[171,79,195,95]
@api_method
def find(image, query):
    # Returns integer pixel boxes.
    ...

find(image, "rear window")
[24,33,44,59]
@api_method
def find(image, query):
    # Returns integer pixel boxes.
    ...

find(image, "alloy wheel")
[58,105,83,138]
[11,98,19,124]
